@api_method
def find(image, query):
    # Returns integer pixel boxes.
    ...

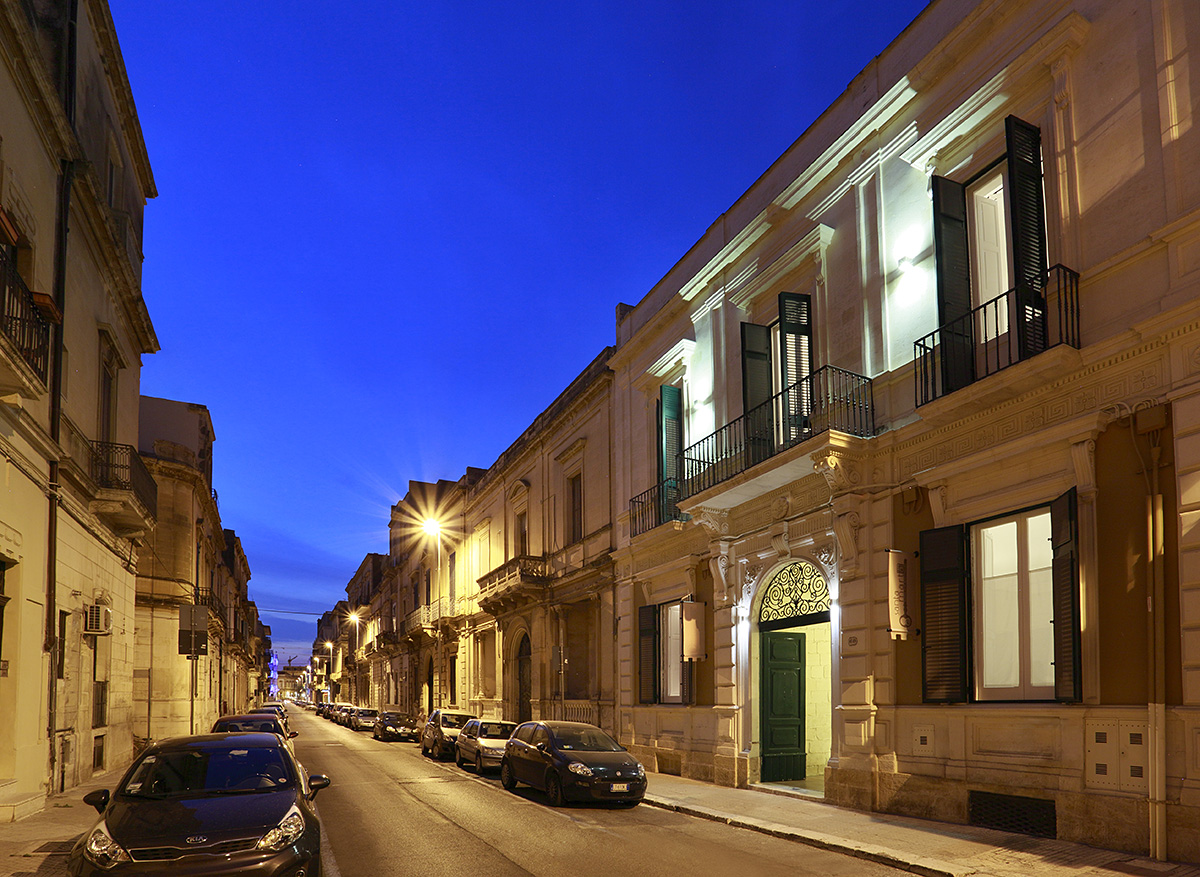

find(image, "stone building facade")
[0,0,157,819]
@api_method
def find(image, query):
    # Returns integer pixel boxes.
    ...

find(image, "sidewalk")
[0,770,119,877]
[643,773,1200,877]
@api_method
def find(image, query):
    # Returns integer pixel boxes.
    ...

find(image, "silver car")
[420,709,476,760]
[349,707,378,731]
[455,719,517,772]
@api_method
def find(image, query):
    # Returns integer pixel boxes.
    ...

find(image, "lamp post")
[325,640,334,703]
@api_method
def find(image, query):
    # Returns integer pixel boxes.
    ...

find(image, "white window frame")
[971,506,1054,701]
[658,601,685,703]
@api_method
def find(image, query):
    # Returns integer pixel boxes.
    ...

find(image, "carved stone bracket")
[740,561,764,605]
[812,448,862,495]
[709,542,733,606]
[831,511,861,577]
[694,506,730,536]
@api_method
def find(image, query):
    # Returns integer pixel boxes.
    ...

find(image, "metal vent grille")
[967,791,1056,839]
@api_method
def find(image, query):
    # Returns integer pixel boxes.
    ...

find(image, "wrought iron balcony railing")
[194,587,226,624]
[914,264,1080,407]
[0,244,50,383]
[92,441,158,519]
[629,478,689,538]
[679,365,874,499]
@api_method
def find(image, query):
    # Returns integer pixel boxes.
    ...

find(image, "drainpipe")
[1148,445,1167,860]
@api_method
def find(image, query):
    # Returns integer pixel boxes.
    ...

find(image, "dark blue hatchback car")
[500,720,646,806]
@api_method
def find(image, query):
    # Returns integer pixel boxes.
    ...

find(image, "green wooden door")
[761,632,805,782]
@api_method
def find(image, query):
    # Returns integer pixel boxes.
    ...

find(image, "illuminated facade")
[0,0,157,818]
[609,0,1200,861]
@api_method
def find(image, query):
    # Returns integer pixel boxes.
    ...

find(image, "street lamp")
[325,640,334,703]
[422,518,445,713]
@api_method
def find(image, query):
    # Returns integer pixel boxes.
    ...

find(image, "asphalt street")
[291,709,904,877]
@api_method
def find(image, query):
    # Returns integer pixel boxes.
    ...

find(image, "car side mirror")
[536,742,547,753]
[83,789,110,814]
[289,731,299,738]
[308,775,331,800]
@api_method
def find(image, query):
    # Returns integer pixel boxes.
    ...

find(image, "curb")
[642,795,964,877]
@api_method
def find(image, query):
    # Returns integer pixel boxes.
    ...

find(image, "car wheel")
[455,749,464,768]
[475,752,484,773]
[545,772,566,807]
[500,759,517,791]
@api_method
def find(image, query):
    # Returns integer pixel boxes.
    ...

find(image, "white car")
[456,719,517,772]
[350,707,378,731]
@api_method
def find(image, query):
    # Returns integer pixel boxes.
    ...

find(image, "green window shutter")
[1050,487,1081,703]
[638,605,658,704]
[681,660,695,705]
[741,322,773,414]
[920,524,969,703]
[658,385,682,484]
[932,175,975,394]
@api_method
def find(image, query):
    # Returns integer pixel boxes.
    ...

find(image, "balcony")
[89,441,158,531]
[194,588,227,626]
[0,244,50,390]
[629,478,689,538]
[679,365,874,500]
[915,265,1080,407]
[477,556,551,614]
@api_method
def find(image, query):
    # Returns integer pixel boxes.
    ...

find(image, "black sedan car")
[500,721,646,806]
[67,732,330,876]
[373,711,421,742]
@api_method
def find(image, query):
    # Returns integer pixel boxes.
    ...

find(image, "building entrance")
[757,560,833,788]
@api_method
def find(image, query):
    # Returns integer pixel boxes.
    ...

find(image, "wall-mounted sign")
[887,549,914,640]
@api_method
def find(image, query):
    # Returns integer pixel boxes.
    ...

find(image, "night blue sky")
[108,1,930,664]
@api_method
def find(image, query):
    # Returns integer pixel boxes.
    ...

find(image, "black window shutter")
[932,175,974,393]
[777,293,813,391]
[920,525,969,703]
[638,604,658,704]
[741,322,773,414]
[1050,487,1081,703]
[658,385,682,484]
[1004,116,1047,296]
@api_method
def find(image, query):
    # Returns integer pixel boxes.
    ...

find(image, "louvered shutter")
[681,659,695,705]
[778,293,813,441]
[1050,487,1081,702]
[920,525,969,703]
[1005,116,1049,358]
[932,175,974,394]
[658,385,682,483]
[638,605,658,704]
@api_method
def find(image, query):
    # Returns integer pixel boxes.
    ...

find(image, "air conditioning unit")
[84,604,113,636]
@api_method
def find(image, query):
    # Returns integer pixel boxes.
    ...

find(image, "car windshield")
[440,714,471,729]
[553,727,623,752]
[479,722,516,739]
[120,746,294,797]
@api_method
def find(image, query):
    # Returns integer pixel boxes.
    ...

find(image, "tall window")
[99,339,119,443]
[921,488,1078,703]
[973,509,1053,700]
[0,562,8,669]
[567,473,583,544]
[514,511,528,556]
[448,551,456,605]
[638,601,693,705]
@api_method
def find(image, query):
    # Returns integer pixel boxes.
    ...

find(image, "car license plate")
[611,782,629,792]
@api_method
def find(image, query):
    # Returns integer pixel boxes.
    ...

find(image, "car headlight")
[256,805,305,852]
[634,762,645,777]
[567,762,593,777]
[83,821,130,869]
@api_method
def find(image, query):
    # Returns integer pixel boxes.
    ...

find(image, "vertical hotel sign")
[887,549,914,640]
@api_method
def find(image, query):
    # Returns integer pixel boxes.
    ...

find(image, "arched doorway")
[758,560,832,788]
[515,634,532,723]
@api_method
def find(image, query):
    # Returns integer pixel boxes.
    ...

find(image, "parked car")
[420,709,476,760]
[349,707,378,731]
[210,714,297,745]
[249,706,289,733]
[67,732,330,876]
[455,719,516,772]
[500,721,646,806]
[374,711,421,742]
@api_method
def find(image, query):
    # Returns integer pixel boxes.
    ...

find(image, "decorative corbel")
[694,506,730,536]
[831,511,860,576]
[1070,438,1097,501]
[740,560,764,605]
